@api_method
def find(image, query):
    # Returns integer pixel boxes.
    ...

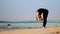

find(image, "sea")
[0,20,60,31]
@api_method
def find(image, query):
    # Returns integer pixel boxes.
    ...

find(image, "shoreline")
[0,26,60,34]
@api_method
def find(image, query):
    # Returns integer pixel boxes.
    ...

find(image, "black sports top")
[37,8,48,15]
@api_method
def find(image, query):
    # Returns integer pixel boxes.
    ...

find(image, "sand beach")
[0,26,60,34]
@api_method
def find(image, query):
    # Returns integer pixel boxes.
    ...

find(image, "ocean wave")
[0,20,60,23]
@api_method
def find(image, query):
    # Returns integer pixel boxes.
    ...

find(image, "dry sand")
[0,26,60,34]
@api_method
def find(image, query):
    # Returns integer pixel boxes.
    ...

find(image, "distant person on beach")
[36,8,49,28]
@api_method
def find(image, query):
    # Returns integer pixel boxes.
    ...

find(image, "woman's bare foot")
[42,27,45,29]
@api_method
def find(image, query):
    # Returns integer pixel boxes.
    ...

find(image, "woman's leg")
[43,11,48,28]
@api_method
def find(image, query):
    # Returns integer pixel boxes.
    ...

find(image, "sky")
[0,0,60,21]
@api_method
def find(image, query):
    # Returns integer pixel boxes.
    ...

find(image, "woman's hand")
[36,11,43,22]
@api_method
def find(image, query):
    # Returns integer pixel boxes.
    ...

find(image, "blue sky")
[0,0,60,21]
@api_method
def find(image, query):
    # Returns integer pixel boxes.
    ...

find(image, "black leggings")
[43,11,48,27]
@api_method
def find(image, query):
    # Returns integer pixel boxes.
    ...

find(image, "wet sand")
[0,26,60,34]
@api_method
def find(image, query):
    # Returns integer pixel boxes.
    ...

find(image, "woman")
[36,8,49,28]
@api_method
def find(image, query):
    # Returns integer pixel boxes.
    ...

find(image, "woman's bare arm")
[36,12,40,22]
[36,11,43,22]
